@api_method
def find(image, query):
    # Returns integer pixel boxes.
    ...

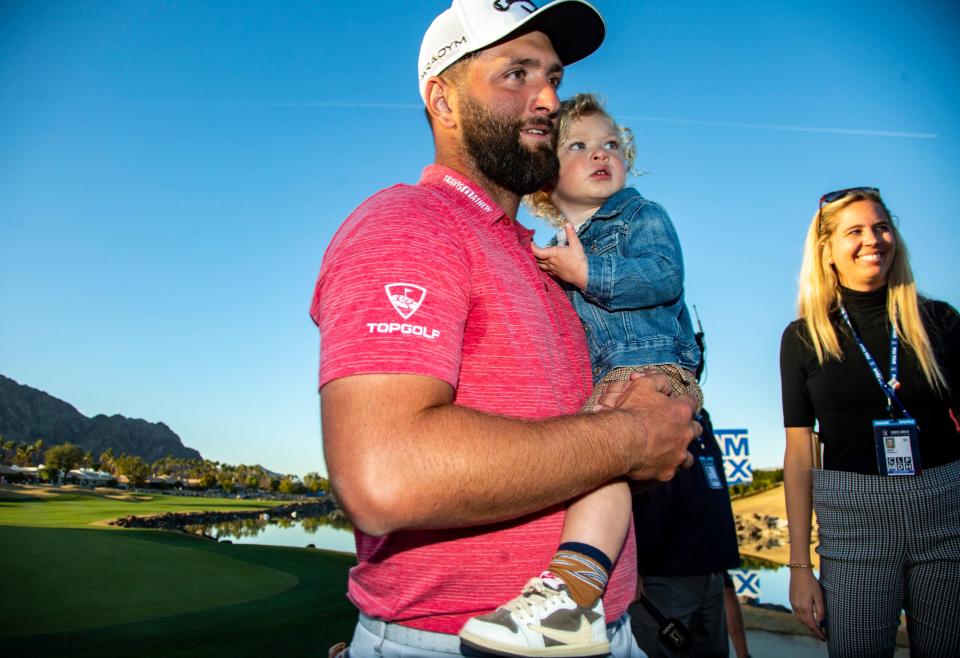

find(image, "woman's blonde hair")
[524,93,637,224]
[797,188,947,392]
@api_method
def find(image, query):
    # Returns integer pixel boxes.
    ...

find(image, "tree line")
[727,467,784,498]
[0,435,328,494]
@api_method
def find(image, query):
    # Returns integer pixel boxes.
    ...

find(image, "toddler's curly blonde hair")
[524,93,637,225]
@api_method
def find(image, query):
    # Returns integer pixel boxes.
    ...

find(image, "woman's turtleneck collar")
[840,285,888,324]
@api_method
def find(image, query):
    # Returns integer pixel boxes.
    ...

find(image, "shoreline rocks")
[109,496,341,532]
[735,512,788,553]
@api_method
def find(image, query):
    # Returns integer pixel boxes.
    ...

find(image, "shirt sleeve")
[945,304,960,413]
[310,187,471,390]
[582,200,684,310]
[780,322,816,428]
[924,300,960,413]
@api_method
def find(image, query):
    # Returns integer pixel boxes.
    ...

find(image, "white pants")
[347,612,647,658]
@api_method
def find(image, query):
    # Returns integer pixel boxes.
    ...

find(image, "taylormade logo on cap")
[420,33,469,85]
[417,0,605,102]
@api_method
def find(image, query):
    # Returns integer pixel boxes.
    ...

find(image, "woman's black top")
[780,286,960,475]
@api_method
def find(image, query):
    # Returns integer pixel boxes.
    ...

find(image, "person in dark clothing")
[779,186,960,657]
[628,408,742,657]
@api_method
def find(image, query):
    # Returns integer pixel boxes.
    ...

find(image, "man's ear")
[425,77,457,129]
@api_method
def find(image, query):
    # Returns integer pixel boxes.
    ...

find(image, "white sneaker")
[459,572,609,657]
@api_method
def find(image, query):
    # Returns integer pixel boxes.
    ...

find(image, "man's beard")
[460,95,559,196]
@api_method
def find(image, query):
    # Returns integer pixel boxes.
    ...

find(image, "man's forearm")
[327,399,635,535]
[322,373,695,536]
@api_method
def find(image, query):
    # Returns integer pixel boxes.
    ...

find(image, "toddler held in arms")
[459,94,702,657]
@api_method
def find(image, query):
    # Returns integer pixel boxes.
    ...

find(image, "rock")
[735,511,789,557]
[108,496,341,531]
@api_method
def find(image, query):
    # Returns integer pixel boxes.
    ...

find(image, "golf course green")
[0,486,357,656]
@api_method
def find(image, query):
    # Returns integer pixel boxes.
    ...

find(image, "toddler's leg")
[548,480,633,607]
[458,369,638,656]
[542,366,647,609]
[459,481,629,656]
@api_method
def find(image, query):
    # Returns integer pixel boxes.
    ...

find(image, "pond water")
[190,516,798,609]
[186,514,356,554]
[730,557,811,611]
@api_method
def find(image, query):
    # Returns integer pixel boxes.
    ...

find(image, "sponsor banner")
[716,428,753,484]
[729,569,761,599]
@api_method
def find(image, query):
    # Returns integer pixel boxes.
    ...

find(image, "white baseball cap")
[418,0,605,102]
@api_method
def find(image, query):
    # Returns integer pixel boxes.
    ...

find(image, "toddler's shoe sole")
[459,631,609,658]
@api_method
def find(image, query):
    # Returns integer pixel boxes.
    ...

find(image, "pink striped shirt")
[310,164,637,633]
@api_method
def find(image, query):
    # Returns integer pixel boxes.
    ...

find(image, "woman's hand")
[783,427,823,639]
[789,567,826,640]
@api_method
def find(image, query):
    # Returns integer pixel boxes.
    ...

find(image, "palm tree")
[14,443,33,467]
[99,448,116,474]
[1,438,16,465]
[31,439,45,465]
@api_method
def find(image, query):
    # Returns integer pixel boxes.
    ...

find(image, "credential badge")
[385,283,427,320]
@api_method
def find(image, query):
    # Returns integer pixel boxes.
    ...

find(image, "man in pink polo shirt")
[310,1,701,656]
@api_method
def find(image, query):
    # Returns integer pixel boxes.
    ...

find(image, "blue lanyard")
[838,304,912,419]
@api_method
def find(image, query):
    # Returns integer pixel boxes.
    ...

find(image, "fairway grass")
[2,526,299,636]
[0,485,287,528]
[0,486,357,656]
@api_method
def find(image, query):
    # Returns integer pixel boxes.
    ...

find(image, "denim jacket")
[555,187,701,383]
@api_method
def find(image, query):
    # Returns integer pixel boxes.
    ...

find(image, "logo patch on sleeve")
[385,283,427,319]
[369,283,441,340]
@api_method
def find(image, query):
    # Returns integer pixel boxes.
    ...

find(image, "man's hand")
[531,224,588,290]
[597,373,699,482]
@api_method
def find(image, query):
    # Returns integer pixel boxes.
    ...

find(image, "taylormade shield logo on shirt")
[366,283,440,340]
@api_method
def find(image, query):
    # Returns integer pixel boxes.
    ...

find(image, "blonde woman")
[779,187,960,657]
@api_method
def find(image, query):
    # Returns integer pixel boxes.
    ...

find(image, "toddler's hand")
[530,223,588,290]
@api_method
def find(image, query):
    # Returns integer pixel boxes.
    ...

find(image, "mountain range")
[0,374,202,462]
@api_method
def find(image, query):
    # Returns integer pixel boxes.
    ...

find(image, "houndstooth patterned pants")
[812,459,960,657]
[585,364,703,412]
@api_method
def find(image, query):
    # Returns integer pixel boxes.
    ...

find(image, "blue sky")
[2,0,958,476]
